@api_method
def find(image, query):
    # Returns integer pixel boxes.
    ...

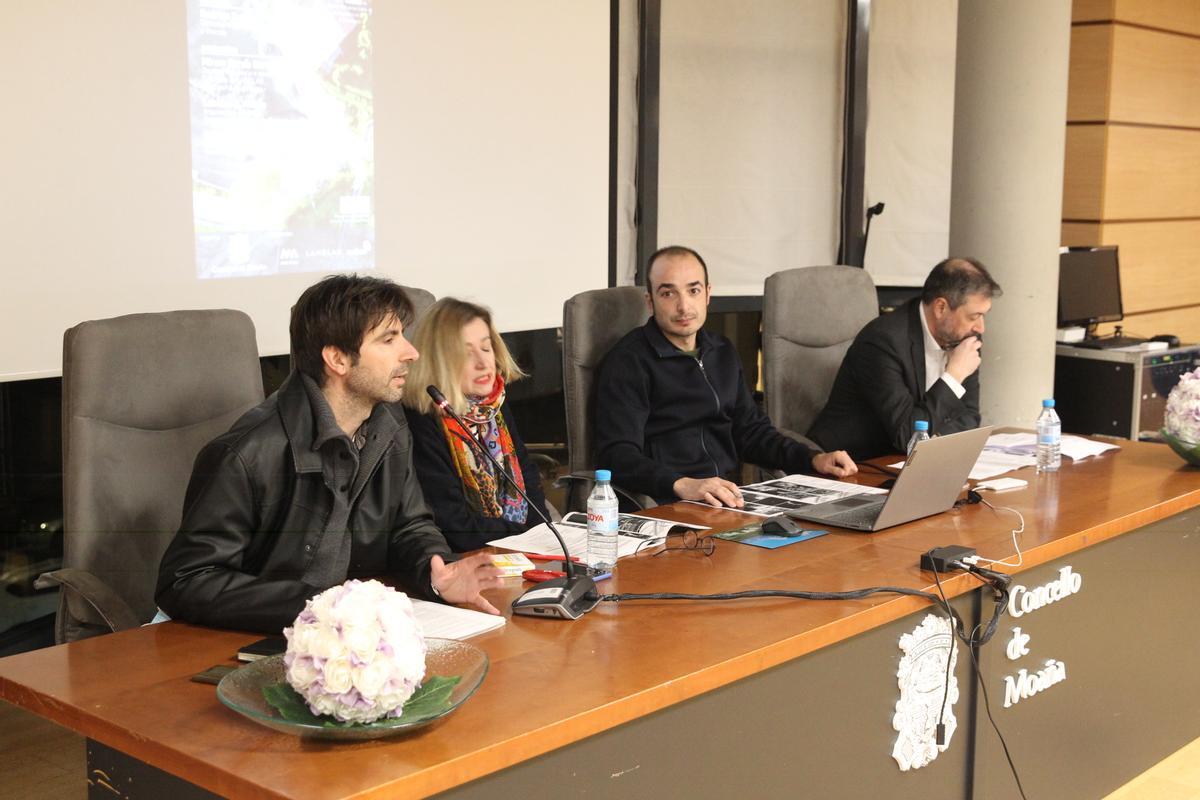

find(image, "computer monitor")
[1057,246,1123,329]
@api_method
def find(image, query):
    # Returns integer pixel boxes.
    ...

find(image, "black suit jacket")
[807,299,980,460]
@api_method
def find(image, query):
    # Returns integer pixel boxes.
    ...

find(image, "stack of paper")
[983,432,1040,455]
[412,598,506,639]
[488,521,657,560]
[889,431,1120,481]
[488,512,707,561]
[1060,435,1120,460]
[984,432,1119,461]
[970,449,1037,480]
[889,448,1036,481]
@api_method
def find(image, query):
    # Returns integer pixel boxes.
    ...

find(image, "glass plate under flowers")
[1161,428,1200,467]
[217,638,488,740]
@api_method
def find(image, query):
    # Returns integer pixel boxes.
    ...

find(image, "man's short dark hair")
[290,274,415,385]
[921,257,1002,309]
[646,245,709,292]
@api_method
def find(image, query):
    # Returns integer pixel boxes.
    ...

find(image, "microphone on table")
[425,385,599,620]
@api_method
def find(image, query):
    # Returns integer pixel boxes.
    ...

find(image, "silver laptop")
[786,426,993,532]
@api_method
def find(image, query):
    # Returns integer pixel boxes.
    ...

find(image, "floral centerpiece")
[1163,366,1200,466]
[281,579,429,724]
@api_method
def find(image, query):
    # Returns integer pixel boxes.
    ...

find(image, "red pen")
[522,568,612,583]
[523,553,580,562]
[522,568,567,583]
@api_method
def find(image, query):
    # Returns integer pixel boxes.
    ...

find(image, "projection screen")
[0,1,609,381]
[656,0,846,295]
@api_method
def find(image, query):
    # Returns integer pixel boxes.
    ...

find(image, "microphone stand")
[425,385,599,620]
[861,201,885,267]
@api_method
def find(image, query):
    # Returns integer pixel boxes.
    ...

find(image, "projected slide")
[188,0,374,279]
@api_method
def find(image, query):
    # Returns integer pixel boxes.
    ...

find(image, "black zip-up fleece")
[594,319,817,503]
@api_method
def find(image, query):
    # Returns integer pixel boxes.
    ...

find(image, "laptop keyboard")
[825,506,881,528]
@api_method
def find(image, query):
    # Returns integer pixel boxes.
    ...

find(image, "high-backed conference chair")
[37,310,264,642]
[762,266,878,442]
[400,285,436,339]
[560,286,649,512]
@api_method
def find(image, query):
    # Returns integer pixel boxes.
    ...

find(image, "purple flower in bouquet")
[283,579,427,724]
[1165,367,1200,445]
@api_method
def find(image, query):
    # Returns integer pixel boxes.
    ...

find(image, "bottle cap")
[914,420,929,431]
[1042,398,1055,408]
[595,469,612,482]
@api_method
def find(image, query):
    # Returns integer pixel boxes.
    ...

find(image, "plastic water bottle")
[586,469,619,571]
[906,420,930,457]
[1036,399,1061,473]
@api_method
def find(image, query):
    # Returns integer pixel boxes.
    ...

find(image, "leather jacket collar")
[275,372,400,475]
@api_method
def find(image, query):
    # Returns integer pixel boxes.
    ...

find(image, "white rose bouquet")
[1163,366,1200,465]
[283,579,427,724]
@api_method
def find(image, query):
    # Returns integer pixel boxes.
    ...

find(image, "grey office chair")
[400,285,436,340]
[36,310,264,642]
[560,286,652,512]
[762,266,878,443]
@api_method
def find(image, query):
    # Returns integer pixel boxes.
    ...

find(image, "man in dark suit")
[808,257,1001,460]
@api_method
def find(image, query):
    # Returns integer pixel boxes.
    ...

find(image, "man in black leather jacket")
[594,246,857,508]
[156,276,502,633]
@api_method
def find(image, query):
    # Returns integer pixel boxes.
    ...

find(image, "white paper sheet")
[411,598,505,639]
[487,511,703,561]
[891,432,1120,481]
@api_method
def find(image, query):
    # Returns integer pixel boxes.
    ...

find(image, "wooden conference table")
[0,436,1197,799]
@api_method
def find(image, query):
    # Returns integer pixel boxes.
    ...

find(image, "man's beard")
[346,365,406,407]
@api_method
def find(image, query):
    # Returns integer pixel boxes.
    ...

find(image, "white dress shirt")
[919,302,966,399]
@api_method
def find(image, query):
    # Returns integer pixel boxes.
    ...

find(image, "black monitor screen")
[1058,246,1123,328]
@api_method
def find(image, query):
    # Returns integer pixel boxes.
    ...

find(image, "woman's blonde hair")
[403,297,526,415]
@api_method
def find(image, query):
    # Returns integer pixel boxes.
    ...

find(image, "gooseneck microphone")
[861,201,885,266]
[425,385,599,620]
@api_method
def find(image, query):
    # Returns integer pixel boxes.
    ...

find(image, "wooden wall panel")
[1096,307,1200,342]
[1066,0,1200,348]
[1072,0,1115,23]
[1062,220,1200,313]
[1061,221,1102,246]
[1109,26,1200,128]
[1112,0,1200,37]
[1074,0,1200,35]
[1067,25,1113,122]
[1062,125,1108,220]
[1103,125,1200,219]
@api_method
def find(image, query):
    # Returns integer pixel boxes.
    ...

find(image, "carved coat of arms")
[892,613,958,770]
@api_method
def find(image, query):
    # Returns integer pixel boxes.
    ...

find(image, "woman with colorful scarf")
[402,298,548,551]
